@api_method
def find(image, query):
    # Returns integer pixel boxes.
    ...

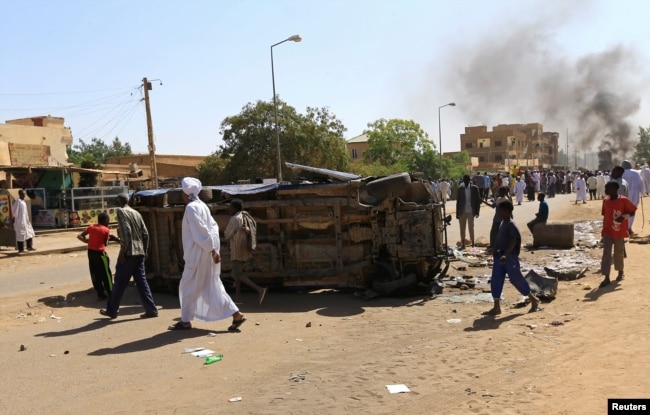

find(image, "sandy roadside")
[1,195,649,415]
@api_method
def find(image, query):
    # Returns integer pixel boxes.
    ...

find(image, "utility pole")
[143,77,159,189]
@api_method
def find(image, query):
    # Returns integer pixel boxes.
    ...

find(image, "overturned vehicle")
[132,163,451,296]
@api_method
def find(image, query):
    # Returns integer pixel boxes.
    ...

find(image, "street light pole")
[438,102,456,179]
[271,34,301,183]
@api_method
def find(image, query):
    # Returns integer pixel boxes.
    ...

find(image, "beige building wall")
[345,133,369,161]
[0,116,72,166]
[460,123,557,170]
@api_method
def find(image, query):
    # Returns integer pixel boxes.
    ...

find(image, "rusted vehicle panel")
[133,165,450,294]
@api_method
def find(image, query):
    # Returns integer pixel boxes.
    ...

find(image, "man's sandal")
[168,321,192,331]
[228,316,247,332]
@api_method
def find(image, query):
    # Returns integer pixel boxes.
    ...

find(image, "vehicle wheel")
[199,188,213,202]
[365,173,411,201]
[372,273,418,296]
[167,189,185,205]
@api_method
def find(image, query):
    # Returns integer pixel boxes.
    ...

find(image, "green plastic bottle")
[204,354,223,365]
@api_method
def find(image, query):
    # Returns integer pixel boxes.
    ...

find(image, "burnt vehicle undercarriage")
[133,163,450,296]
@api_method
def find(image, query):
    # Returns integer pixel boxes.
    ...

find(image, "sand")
[1,194,649,415]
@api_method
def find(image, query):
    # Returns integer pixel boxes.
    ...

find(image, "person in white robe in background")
[574,174,588,204]
[621,160,647,235]
[11,189,36,253]
[640,163,650,196]
[168,177,247,331]
[513,176,526,205]
[595,171,607,200]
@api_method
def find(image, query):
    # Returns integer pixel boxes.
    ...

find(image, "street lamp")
[271,34,302,182]
[438,102,456,179]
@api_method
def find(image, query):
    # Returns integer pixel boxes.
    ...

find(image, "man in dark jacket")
[456,174,481,249]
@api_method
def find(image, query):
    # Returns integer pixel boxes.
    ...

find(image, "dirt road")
[1,193,649,415]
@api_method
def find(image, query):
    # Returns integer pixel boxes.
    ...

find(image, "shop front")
[65,186,127,227]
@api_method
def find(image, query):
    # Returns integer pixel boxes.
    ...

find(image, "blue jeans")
[491,254,531,299]
[106,255,157,315]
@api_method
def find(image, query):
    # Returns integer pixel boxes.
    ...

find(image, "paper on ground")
[386,384,410,394]
[191,349,215,357]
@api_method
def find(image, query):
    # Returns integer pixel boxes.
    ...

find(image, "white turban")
[181,177,202,200]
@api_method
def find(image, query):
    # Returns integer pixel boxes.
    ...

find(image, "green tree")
[363,118,433,167]
[77,159,99,187]
[361,118,439,177]
[67,137,132,165]
[446,151,471,179]
[633,126,650,164]
[214,98,349,183]
[197,153,229,185]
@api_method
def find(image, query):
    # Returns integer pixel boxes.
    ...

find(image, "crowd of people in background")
[429,160,649,314]
[431,159,649,241]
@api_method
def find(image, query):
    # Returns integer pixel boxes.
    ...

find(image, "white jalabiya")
[513,180,526,204]
[640,167,650,196]
[622,169,647,229]
[179,198,238,322]
[12,198,35,242]
[595,174,607,199]
[574,177,587,202]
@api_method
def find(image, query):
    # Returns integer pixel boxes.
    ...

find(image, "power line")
[0,86,137,96]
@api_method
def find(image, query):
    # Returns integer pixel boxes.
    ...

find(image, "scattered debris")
[19,344,26,351]
[447,319,462,324]
[525,270,558,299]
[289,373,307,382]
[544,266,588,281]
[386,384,410,394]
[228,397,242,403]
[305,322,311,327]
[550,321,564,326]
[191,349,216,358]
[182,347,205,354]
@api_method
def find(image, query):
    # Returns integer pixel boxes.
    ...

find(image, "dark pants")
[16,238,33,252]
[491,254,531,299]
[88,249,113,298]
[105,255,157,316]
[527,218,546,234]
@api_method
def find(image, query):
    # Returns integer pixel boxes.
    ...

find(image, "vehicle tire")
[365,173,411,201]
[199,188,213,202]
[372,273,418,296]
[167,189,185,205]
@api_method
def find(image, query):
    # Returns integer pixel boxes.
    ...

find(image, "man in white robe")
[513,176,526,205]
[595,172,607,200]
[574,174,588,204]
[621,160,647,235]
[11,189,36,253]
[639,164,650,196]
[168,177,246,331]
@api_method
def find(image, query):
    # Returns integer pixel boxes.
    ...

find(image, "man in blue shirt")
[526,192,549,234]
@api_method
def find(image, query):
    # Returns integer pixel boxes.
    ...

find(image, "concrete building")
[346,133,369,161]
[460,123,558,171]
[0,116,73,167]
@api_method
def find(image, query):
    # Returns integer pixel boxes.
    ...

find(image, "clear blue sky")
[1,0,648,158]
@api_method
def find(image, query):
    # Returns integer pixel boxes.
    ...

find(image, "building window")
[465,143,473,149]
[479,156,485,162]
[351,148,358,159]
[495,140,502,147]
[495,155,503,161]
